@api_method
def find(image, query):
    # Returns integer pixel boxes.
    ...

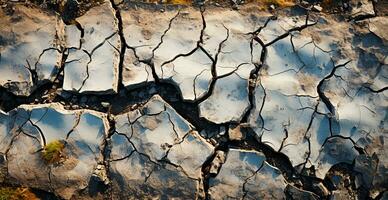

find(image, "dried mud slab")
[63,2,120,94]
[110,95,213,199]
[0,5,62,96]
[0,104,108,199]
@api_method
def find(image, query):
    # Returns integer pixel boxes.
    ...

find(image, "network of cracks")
[0,0,387,199]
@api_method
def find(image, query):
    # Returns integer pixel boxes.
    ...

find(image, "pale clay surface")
[0,1,387,199]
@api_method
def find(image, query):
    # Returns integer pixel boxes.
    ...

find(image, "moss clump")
[41,140,65,164]
[0,186,38,200]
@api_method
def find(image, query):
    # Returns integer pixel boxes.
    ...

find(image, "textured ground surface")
[0,0,387,199]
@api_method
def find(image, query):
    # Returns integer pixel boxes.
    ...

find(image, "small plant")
[41,140,65,164]
[0,186,38,200]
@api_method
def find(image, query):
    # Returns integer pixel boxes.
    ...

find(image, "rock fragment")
[349,0,375,19]
[209,150,226,175]
[369,17,388,44]
[228,124,246,141]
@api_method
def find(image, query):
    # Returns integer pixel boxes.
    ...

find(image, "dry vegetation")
[0,187,38,200]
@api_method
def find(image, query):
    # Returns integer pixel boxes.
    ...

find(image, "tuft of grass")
[41,140,65,164]
[0,186,38,200]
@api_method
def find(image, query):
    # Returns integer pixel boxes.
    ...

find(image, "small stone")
[312,5,323,12]
[228,125,245,141]
[209,151,226,175]
[181,11,190,15]
[269,4,276,10]
[93,165,108,184]
[210,138,217,145]
[370,190,380,199]
[160,8,165,12]
[101,102,110,108]
[219,126,226,136]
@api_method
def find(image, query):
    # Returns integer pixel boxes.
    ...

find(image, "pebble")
[209,150,226,174]
[228,125,245,141]
[101,102,110,108]
[312,5,323,12]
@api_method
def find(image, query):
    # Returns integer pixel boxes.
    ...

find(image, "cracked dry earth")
[0,0,387,199]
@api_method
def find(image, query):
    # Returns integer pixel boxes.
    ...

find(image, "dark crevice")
[110,0,126,92]
[194,25,230,104]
